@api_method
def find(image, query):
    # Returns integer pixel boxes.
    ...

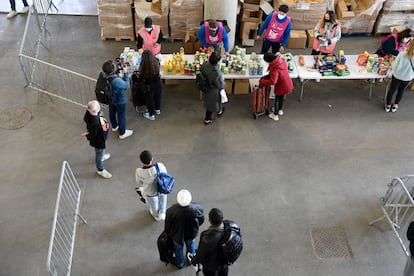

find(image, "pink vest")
[138,25,161,55]
[204,21,223,44]
[265,13,290,43]
[312,23,338,54]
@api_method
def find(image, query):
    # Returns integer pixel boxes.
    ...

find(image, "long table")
[293,55,388,101]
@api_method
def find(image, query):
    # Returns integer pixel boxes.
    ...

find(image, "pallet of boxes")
[373,0,414,35]
[98,0,135,41]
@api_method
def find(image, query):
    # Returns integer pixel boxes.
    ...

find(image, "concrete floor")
[1,10,414,276]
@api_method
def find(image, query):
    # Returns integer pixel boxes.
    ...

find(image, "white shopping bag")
[220,89,228,103]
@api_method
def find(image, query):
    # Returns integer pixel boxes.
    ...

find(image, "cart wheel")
[253,113,258,120]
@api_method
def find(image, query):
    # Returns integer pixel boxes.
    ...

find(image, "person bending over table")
[375,29,413,57]
[137,17,163,56]
[198,19,229,55]
[311,10,341,55]
[385,39,414,113]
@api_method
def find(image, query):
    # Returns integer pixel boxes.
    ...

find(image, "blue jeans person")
[10,0,28,11]
[173,239,195,268]
[146,194,167,217]
[95,148,105,171]
[109,103,126,135]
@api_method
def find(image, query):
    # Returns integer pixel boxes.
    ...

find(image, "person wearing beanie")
[256,4,291,54]
[311,10,341,55]
[135,150,169,221]
[137,16,163,55]
[164,189,205,269]
[259,52,293,121]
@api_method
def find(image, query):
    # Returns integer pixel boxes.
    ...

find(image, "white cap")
[177,189,192,207]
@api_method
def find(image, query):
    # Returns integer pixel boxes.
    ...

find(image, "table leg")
[368,79,374,101]
[299,79,310,102]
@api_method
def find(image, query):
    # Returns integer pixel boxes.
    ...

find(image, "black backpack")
[220,220,243,265]
[196,72,210,93]
[95,72,114,105]
[157,231,175,265]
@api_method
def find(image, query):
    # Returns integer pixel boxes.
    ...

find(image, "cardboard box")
[241,8,263,23]
[239,22,258,46]
[225,79,233,94]
[243,3,260,11]
[244,0,261,4]
[306,29,314,48]
[184,32,196,54]
[336,0,355,19]
[286,30,307,49]
[164,79,180,85]
[234,79,250,94]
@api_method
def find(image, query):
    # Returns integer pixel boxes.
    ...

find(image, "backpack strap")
[410,58,414,72]
[155,163,160,175]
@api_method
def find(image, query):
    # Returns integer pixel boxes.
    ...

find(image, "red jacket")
[259,57,293,95]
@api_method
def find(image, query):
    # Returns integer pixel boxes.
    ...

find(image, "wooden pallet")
[101,36,135,42]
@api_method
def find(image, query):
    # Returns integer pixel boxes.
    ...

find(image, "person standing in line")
[200,51,226,125]
[135,150,167,221]
[256,4,291,54]
[7,0,29,19]
[198,19,230,55]
[138,49,163,121]
[101,60,134,139]
[259,53,293,122]
[82,100,112,179]
[164,189,204,269]
[384,39,414,113]
[311,10,341,55]
[190,208,228,276]
[137,17,163,56]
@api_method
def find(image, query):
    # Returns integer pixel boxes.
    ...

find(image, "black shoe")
[217,107,225,117]
[204,119,214,125]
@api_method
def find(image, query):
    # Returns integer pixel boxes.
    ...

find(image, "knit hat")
[177,189,192,207]
[144,17,152,28]
[279,4,289,14]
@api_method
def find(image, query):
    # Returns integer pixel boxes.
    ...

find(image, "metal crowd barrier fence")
[47,161,87,276]
[369,175,414,257]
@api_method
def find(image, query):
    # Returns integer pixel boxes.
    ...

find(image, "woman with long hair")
[138,49,163,120]
[311,10,341,55]
[385,39,414,112]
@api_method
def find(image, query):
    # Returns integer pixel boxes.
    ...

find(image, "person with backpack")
[101,60,134,139]
[164,189,204,269]
[190,208,228,276]
[138,49,163,121]
[384,39,414,113]
[311,10,341,55]
[135,150,168,221]
[200,51,226,125]
[82,100,112,179]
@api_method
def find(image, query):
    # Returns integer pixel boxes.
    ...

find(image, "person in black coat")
[164,189,204,268]
[191,208,228,276]
[82,100,112,179]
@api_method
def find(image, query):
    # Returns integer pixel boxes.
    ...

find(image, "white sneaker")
[155,109,161,115]
[7,10,18,19]
[158,213,166,221]
[384,105,391,113]
[268,113,279,121]
[20,6,30,13]
[119,129,133,139]
[97,169,112,179]
[103,153,111,161]
[278,110,284,116]
[149,209,160,221]
[111,126,118,132]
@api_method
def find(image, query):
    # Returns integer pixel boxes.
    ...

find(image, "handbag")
[220,89,228,103]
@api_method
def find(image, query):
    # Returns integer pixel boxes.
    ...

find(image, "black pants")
[202,265,228,276]
[274,95,284,114]
[205,110,213,120]
[386,76,411,105]
[260,39,281,54]
[144,89,161,116]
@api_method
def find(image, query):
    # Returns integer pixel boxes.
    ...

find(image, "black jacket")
[191,225,225,271]
[164,203,204,244]
[83,111,107,149]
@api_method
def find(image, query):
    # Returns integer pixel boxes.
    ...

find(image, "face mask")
[277,14,286,20]
[146,27,152,32]
[209,29,216,36]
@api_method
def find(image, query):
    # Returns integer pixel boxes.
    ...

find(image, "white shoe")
[7,10,18,19]
[111,126,118,132]
[103,153,111,161]
[391,104,398,113]
[158,213,166,221]
[119,129,133,139]
[149,209,160,221]
[20,6,29,13]
[97,169,112,179]
[384,105,391,113]
[155,109,161,115]
[268,113,279,121]
[278,110,284,116]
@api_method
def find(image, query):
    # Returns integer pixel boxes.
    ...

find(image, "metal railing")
[369,175,414,256]
[47,161,87,276]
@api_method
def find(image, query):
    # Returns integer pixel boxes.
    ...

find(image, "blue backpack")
[155,163,175,194]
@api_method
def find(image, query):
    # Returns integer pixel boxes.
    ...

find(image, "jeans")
[274,95,284,114]
[202,265,229,276]
[95,148,105,171]
[173,239,195,268]
[260,39,281,54]
[109,103,126,135]
[10,0,28,11]
[145,193,167,217]
[386,76,411,105]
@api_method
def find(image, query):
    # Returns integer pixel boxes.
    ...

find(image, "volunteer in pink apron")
[256,5,291,54]
[198,19,229,55]
[311,10,341,55]
[375,29,413,57]
[137,17,163,56]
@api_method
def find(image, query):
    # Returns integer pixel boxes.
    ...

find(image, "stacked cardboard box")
[286,30,307,48]
[98,0,134,40]
[134,0,169,38]
[238,1,262,46]
[169,0,203,40]
[184,32,202,54]
[374,0,414,34]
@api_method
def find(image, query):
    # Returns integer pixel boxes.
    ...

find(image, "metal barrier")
[369,175,414,256]
[18,1,97,107]
[47,161,87,276]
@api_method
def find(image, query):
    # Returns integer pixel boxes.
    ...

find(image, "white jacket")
[135,162,167,197]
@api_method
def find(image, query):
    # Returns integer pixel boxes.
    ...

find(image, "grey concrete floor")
[1,13,413,276]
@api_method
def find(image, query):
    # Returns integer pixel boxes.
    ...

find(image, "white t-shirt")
[135,162,167,197]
